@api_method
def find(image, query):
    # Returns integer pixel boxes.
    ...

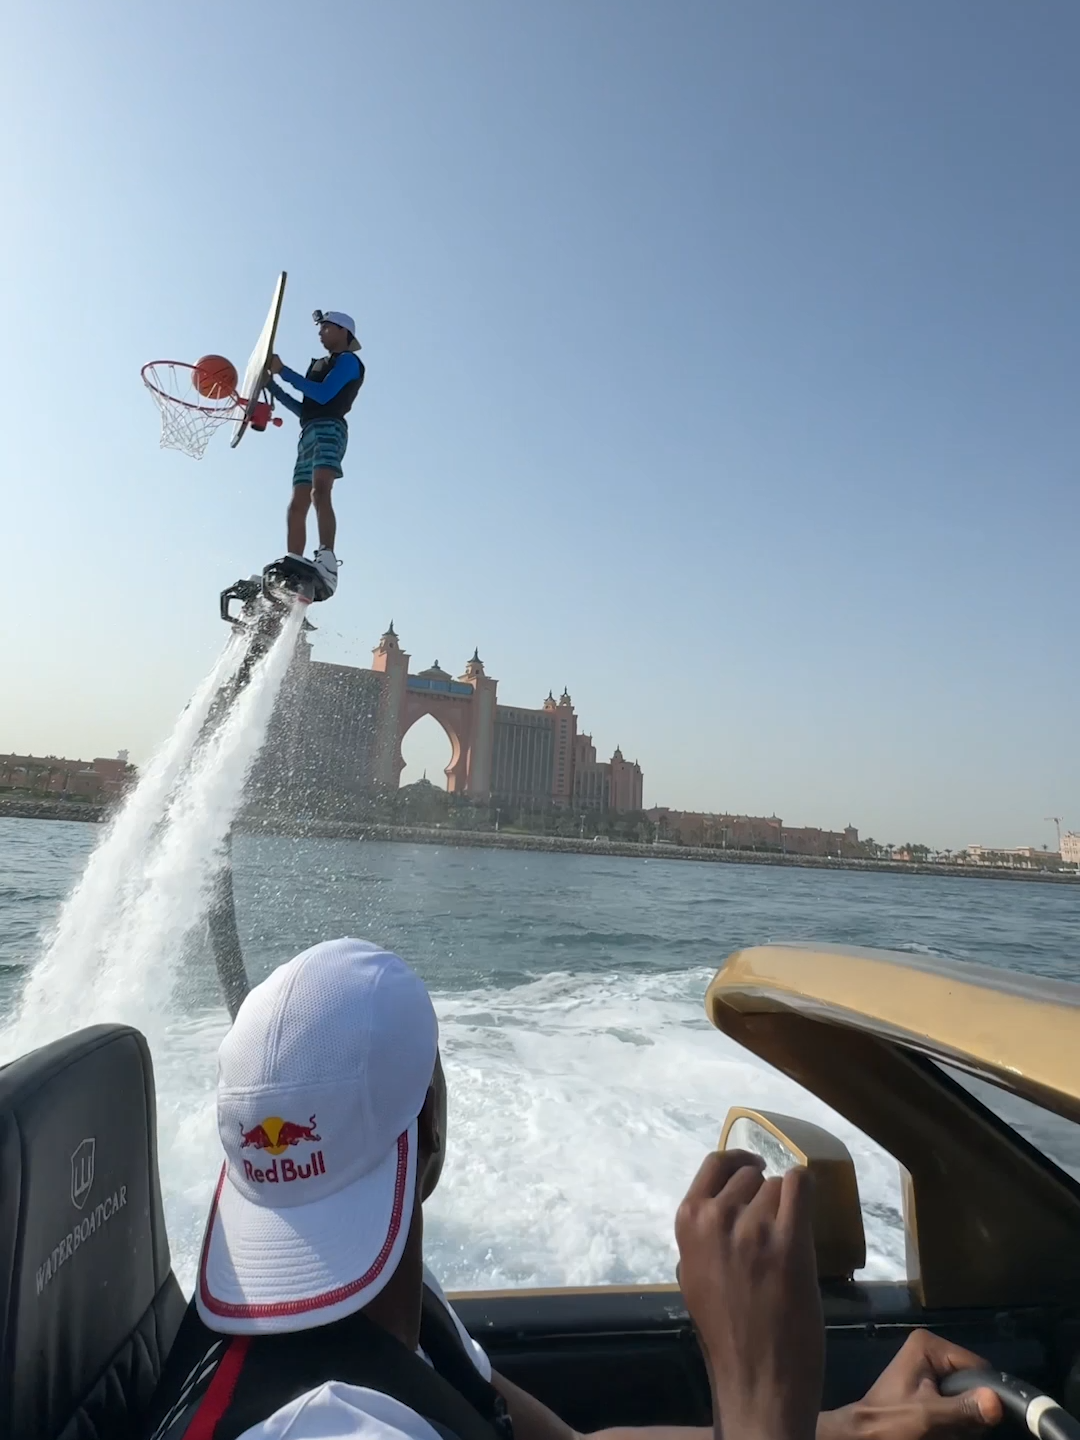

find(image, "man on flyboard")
[267,309,365,598]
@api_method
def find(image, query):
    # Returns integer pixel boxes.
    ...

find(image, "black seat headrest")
[0,1024,185,1439]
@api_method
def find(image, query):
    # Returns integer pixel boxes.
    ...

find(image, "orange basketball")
[192,354,238,400]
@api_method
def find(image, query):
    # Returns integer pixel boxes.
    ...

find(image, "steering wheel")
[941,1370,1080,1440]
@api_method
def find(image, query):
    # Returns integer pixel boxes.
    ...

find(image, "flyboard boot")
[218,571,316,701]
[261,552,336,605]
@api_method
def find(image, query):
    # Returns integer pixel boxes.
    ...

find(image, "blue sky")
[2,1,1078,850]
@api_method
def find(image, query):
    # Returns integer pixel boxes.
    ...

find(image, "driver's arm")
[491,1367,706,1440]
[491,1324,1004,1440]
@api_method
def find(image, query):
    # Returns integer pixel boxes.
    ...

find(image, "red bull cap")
[196,937,438,1335]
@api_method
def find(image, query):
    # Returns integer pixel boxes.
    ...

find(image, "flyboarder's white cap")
[317,310,361,350]
[196,938,438,1334]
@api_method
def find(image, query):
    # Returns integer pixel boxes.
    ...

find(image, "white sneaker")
[313,548,339,596]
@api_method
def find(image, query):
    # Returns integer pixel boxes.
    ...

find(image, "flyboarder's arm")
[267,378,302,416]
[269,352,361,403]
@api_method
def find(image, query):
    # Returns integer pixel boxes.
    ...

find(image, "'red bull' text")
[243,1151,326,1184]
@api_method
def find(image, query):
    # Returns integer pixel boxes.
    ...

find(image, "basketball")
[192,354,238,400]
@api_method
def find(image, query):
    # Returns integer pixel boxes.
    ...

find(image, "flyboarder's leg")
[312,470,337,550]
[312,469,339,592]
[308,420,347,592]
[286,424,316,558]
[286,483,312,558]
[278,420,344,594]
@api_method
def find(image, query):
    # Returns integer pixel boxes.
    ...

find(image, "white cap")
[196,938,438,1334]
[317,310,361,350]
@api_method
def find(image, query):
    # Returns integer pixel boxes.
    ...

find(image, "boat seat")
[0,1024,187,1440]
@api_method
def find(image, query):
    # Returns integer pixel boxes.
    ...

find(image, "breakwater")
[238,814,1080,886]
[0,798,106,823]
[7,799,1077,886]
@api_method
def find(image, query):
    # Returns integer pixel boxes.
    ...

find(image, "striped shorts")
[292,419,348,486]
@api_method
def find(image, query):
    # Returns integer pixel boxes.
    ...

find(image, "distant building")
[1061,833,1080,865]
[572,733,643,812]
[249,646,385,818]
[609,749,644,813]
[572,733,607,809]
[964,844,1060,865]
[252,624,644,816]
[0,752,135,801]
[646,808,860,856]
[491,689,578,808]
[782,824,861,858]
[648,808,780,849]
[490,704,555,804]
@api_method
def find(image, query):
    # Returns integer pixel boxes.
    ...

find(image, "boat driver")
[149,938,1005,1440]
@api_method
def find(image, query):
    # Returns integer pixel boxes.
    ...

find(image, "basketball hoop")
[141,361,243,459]
[143,271,288,456]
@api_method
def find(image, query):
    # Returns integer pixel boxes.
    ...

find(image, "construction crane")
[1045,816,1063,851]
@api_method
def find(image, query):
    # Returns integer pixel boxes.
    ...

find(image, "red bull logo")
[239,1114,321,1156]
[238,1114,325,1186]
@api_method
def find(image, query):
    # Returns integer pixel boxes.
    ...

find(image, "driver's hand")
[819,1330,1003,1440]
[268,354,283,375]
[676,1149,824,1440]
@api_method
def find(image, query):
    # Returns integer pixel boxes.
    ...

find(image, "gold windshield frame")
[705,943,1080,1307]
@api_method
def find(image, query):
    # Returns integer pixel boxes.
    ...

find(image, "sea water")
[3,818,1079,1296]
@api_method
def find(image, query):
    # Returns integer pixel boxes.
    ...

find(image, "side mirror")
[719,1108,866,1282]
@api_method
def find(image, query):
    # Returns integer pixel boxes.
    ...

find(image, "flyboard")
[141,270,332,614]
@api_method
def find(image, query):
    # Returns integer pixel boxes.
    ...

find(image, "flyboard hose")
[942,1371,1080,1440]
[203,574,306,1020]
[207,838,249,1021]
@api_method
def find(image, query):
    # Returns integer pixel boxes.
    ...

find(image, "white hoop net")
[142,362,242,459]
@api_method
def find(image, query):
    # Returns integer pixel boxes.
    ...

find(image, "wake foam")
[427,968,905,1289]
[154,965,905,1298]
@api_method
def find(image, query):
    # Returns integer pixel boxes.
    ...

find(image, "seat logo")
[71,1138,95,1210]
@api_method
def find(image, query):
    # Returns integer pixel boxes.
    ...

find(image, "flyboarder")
[267,309,365,598]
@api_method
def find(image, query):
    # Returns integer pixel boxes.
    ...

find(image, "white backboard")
[231,271,287,448]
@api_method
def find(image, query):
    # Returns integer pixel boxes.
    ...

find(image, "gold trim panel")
[706,943,1080,1113]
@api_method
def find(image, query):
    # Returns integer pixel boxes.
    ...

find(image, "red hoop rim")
[141,360,245,415]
